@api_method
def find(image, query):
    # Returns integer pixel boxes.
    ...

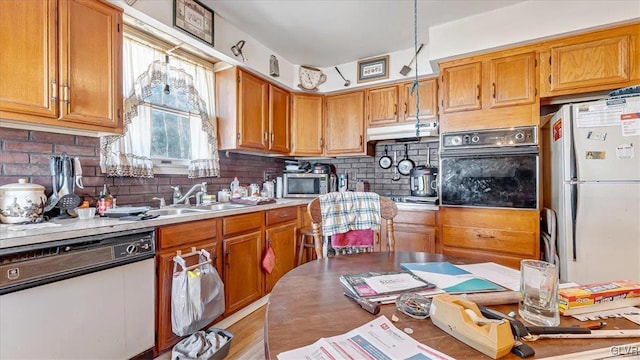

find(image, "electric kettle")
[410,166,438,197]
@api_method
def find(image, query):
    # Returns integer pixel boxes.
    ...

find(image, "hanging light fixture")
[231,40,247,62]
[411,0,421,137]
[163,54,170,95]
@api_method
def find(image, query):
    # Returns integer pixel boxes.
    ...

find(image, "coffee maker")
[410,166,438,197]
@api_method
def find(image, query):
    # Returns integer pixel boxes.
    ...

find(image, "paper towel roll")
[276,177,283,198]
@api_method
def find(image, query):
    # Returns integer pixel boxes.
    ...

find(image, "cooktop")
[388,196,439,205]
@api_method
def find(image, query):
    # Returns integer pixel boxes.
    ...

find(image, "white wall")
[429,0,640,66]
[112,0,639,93]
[110,0,295,89]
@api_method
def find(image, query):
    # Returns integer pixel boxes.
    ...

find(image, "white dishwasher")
[0,228,156,359]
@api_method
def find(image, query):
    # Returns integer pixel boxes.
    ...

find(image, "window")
[146,84,197,166]
[100,26,220,178]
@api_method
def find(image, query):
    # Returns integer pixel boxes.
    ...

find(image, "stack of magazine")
[339,271,442,304]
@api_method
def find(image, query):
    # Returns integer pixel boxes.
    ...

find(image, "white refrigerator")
[547,96,640,284]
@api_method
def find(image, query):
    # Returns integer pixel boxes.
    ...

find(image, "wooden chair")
[306,194,398,259]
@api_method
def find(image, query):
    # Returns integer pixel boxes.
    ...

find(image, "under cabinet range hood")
[366,121,438,141]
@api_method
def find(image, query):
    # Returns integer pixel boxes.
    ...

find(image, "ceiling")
[205,0,526,67]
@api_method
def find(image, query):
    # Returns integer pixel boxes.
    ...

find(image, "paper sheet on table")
[363,272,431,294]
[456,262,521,291]
[401,262,505,293]
[277,315,454,360]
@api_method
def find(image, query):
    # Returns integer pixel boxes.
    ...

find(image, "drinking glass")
[519,259,560,326]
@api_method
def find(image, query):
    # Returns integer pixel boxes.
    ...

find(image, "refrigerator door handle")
[570,182,578,261]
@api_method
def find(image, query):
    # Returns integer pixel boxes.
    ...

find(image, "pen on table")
[574,321,606,330]
[343,292,380,315]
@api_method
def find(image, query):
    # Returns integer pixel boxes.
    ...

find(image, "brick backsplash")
[0,128,440,208]
[323,139,439,196]
[0,129,285,208]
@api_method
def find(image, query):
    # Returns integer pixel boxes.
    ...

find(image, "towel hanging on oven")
[171,250,225,336]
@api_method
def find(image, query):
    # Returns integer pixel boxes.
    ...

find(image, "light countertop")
[0,198,439,250]
[0,199,309,250]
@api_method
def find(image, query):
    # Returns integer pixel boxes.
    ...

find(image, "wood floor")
[225,305,266,359]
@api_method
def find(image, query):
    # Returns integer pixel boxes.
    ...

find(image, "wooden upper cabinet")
[216,67,292,154]
[291,94,324,156]
[401,78,438,122]
[488,52,536,108]
[550,36,629,90]
[268,84,290,154]
[366,85,399,127]
[0,0,57,119]
[540,22,640,97]
[441,62,482,113]
[59,0,122,129]
[324,91,368,156]
[0,0,123,133]
[238,70,268,150]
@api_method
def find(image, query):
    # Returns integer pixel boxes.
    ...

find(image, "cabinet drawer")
[223,212,263,237]
[157,219,218,250]
[442,225,536,257]
[266,206,297,226]
[395,210,436,226]
[441,207,537,231]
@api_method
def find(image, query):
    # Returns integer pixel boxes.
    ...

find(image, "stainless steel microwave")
[283,173,330,198]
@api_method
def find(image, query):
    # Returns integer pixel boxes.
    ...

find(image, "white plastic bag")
[171,250,225,336]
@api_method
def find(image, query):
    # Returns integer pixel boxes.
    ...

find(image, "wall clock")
[298,65,327,91]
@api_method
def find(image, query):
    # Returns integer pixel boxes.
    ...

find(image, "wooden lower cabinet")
[381,207,438,253]
[264,221,297,292]
[440,207,539,269]
[155,219,222,355]
[222,212,264,315]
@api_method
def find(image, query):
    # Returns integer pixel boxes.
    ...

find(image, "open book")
[401,262,506,294]
[340,271,436,299]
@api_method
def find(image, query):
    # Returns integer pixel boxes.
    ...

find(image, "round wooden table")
[265,252,639,359]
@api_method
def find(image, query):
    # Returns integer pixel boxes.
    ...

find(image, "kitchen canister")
[0,178,47,224]
[275,177,283,198]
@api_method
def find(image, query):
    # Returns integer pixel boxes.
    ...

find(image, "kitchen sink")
[146,208,205,216]
[192,203,251,211]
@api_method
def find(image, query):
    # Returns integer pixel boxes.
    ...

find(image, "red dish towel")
[331,229,374,249]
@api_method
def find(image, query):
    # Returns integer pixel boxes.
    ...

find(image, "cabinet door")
[549,35,630,92]
[156,240,222,354]
[489,52,536,108]
[0,0,57,119]
[264,222,297,293]
[325,91,365,155]
[223,231,263,315]
[268,85,290,154]
[401,78,438,122]
[395,225,436,253]
[238,70,268,150]
[441,62,482,113]
[366,85,398,127]
[59,0,122,130]
[291,94,324,156]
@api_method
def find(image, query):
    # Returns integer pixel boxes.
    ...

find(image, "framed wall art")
[357,55,389,83]
[173,0,214,46]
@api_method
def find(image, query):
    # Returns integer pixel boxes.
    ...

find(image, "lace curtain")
[100,37,220,178]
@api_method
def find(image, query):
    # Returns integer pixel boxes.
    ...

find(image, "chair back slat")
[307,195,398,260]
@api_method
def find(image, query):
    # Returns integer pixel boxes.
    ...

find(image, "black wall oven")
[439,126,539,209]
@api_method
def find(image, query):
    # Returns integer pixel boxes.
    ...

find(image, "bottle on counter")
[97,184,113,217]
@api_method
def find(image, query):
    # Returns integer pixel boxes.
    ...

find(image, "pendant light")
[163,54,170,95]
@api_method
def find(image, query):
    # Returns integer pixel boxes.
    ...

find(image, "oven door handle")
[440,146,539,158]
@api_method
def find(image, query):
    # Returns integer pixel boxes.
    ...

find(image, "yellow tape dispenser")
[430,294,515,359]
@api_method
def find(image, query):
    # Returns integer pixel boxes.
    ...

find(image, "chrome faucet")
[170,182,207,205]
[152,197,166,208]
